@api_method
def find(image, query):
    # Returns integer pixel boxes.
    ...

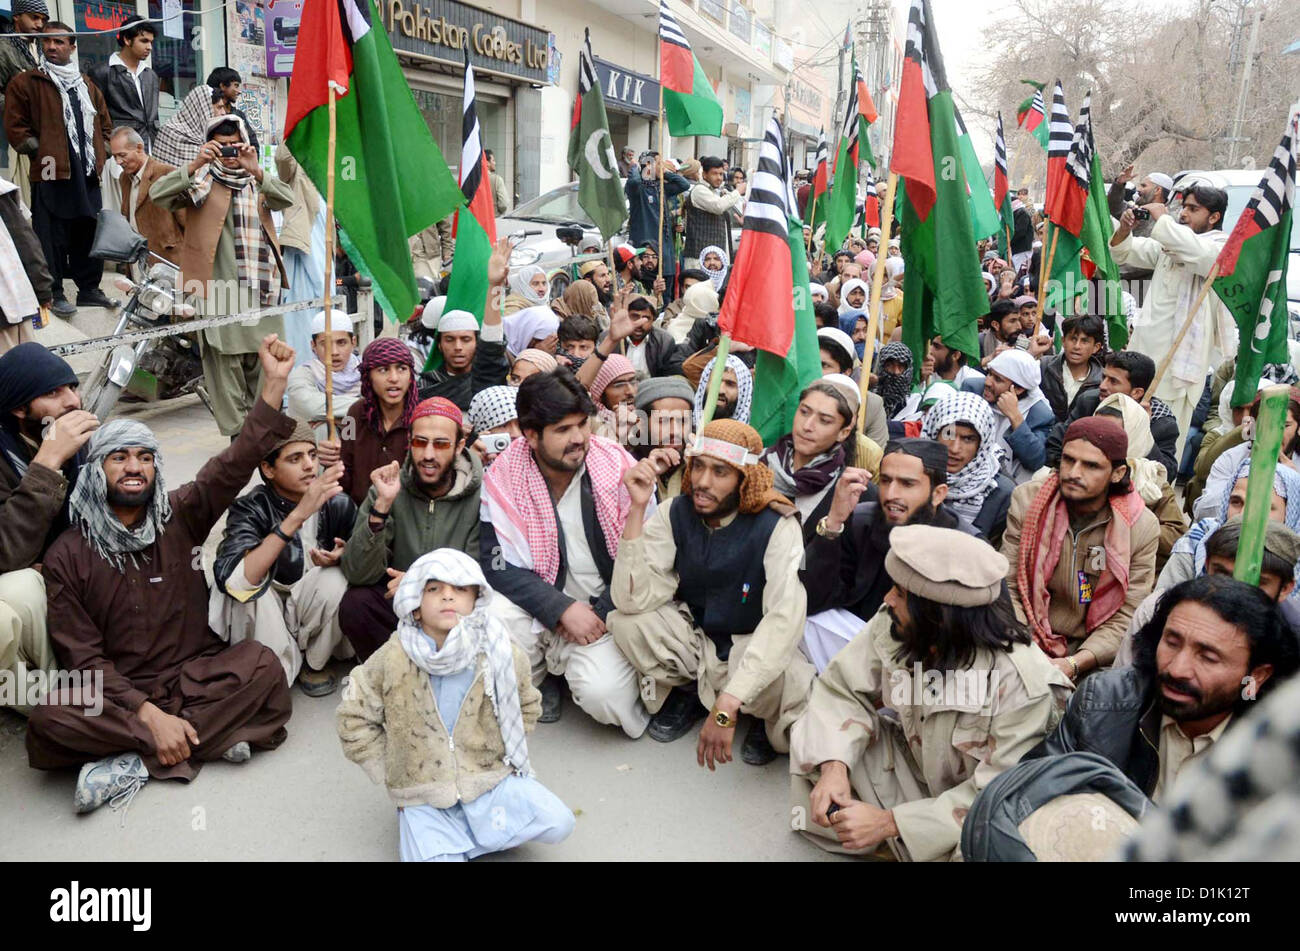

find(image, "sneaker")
[76,288,118,309]
[740,717,778,766]
[74,753,148,814]
[646,685,707,743]
[538,673,564,723]
[50,299,76,319]
[221,741,251,763]
[297,667,338,697]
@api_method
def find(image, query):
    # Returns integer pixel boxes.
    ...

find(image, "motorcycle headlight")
[146,262,179,288]
[509,247,541,267]
[138,282,177,315]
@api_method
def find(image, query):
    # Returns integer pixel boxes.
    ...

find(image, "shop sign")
[593,58,659,118]
[381,0,551,82]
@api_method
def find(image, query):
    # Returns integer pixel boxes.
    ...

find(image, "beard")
[536,437,587,473]
[933,351,955,376]
[691,485,740,519]
[886,604,926,665]
[870,500,936,548]
[1156,671,1238,724]
[714,399,735,420]
[414,457,456,495]
[106,480,156,509]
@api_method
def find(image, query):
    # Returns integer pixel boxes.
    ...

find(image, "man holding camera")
[1106,165,1172,306]
[149,115,292,437]
[1110,182,1233,459]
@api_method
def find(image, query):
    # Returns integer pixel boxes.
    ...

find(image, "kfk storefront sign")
[381,0,551,83]
[592,58,659,118]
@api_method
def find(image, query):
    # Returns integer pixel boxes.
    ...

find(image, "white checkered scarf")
[67,420,172,572]
[922,390,1004,525]
[38,60,96,171]
[393,549,531,777]
[187,116,279,305]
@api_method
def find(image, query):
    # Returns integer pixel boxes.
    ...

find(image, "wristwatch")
[712,708,738,729]
[816,516,844,539]
[589,347,609,362]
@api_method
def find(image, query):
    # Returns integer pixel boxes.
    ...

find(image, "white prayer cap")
[1147,172,1174,194]
[817,327,857,367]
[818,372,861,413]
[419,295,447,330]
[987,348,1041,391]
[310,309,352,337]
[809,282,828,301]
[436,309,479,334]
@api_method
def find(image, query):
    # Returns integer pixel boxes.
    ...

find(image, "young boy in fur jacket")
[337,548,574,861]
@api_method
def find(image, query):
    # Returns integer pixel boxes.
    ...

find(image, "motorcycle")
[82,210,201,421]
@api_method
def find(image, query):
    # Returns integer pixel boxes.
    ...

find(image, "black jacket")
[1038,351,1104,422]
[1025,665,1162,797]
[1047,390,1180,482]
[800,493,973,621]
[213,483,358,598]
[601,326,685,379]
[1011,204,1033,255]
[478,468,616,627]
[417,337,509,410]
[89,60,159,149]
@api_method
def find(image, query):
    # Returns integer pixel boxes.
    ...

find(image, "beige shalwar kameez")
[607,499,814,749]
[789,611,1073,861]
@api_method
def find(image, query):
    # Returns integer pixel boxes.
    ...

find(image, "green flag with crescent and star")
[568,29,628,240]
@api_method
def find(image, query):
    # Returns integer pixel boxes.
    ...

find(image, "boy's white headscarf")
[392,549,531,776]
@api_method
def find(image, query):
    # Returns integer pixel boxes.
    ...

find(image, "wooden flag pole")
[1148,262,1222,397]
[657,79,666,285]
[696,333,732,433]
[1235,384,1290,586]
[806,193,818,252]
[859,170,898,433]
[1031,226,1059,335]
[321,83,339,443]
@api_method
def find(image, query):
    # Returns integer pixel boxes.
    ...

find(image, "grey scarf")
[68,420,172,571]
[39,59,96,171]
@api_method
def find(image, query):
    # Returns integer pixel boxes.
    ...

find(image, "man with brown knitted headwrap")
[608,419,814,768]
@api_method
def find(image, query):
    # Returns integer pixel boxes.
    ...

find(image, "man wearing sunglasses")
[339,396,483,662]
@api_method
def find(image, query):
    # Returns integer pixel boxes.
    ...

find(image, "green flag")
[1213,115,1297,404]
[898,94,989,377]
[956,109,1001,240]
[285,0,462,322]
[568,31,628,241]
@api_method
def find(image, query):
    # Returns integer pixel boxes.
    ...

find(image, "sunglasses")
[410,436,455,450]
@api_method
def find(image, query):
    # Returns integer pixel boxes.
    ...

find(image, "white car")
[496,182,627,298]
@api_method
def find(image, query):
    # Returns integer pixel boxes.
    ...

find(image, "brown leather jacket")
[120,156,186,261]
[3,68,110,182]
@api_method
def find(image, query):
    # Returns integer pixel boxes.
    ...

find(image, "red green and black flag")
[1044,93,1125,346]
[994,111,1014,258]
[823,48,872,251]
[659,0,723,136]
[285,0,462,322]
[1016,79,1049,148]
[863,168,880,230]
[1214,109,1299,404]
[808,126,829,228]
[892,0,989,375]
[441,52,499,338]
[717,116,821,444]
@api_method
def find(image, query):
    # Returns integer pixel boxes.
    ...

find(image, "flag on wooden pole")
[1214,107,1299,405]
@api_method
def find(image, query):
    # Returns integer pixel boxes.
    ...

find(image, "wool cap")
[411,396,463,430]
[884,524,1008,607]
[578,260,603,278]
[13,0,50,16]
[634,375,695,412]
[1013,295,1037,308]
[817,372,861,414]
[1063,415,1128,462]
[269,420,318,454]
[0,342,78,415]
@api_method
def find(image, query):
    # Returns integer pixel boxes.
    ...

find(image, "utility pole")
[1227,0,1264,167]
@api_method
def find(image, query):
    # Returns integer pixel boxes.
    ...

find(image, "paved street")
[0,393,842,862]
